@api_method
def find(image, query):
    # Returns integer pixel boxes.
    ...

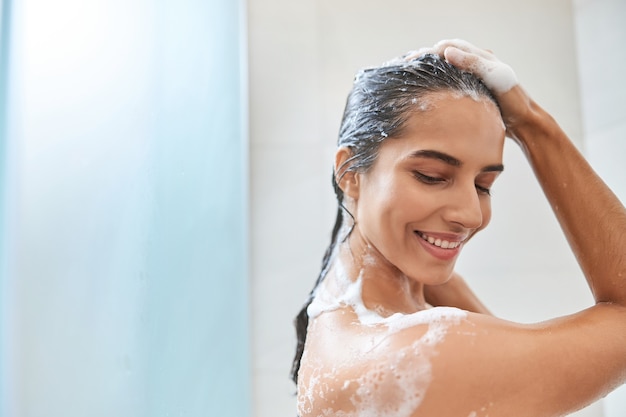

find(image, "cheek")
[356,182,415,244]
[357,174,399,218]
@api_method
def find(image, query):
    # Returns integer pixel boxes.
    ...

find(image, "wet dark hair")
[290,53,498,385]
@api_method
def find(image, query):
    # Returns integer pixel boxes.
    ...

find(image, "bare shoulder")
[298,304,626,417]
[422,303,626,416]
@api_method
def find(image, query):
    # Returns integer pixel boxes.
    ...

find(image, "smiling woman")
[338,93,504,285]
[291,41,626,417]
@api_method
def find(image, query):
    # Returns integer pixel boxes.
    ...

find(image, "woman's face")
[350,92,505,285]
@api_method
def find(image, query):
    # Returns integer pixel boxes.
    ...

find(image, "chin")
[407,265,455,286]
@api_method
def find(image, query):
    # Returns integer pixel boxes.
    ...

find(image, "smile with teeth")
[416,231,463,249]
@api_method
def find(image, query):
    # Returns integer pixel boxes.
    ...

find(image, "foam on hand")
[444,46,517,94]
[434,39,518,94]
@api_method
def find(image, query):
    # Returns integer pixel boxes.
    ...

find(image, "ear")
[334,147,360,200]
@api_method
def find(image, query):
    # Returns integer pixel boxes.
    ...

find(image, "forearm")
[510,91,626,306]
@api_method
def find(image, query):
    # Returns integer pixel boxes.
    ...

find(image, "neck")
[328,230,428,316]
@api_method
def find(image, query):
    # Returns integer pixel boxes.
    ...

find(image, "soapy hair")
[291,53,497,385]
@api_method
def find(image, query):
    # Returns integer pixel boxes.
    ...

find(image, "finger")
[434,39,493,59]
[444,46,517,93]
[443,46,485,75]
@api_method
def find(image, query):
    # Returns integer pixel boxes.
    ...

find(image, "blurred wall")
[1,0,249,416]
[248,1,609,416]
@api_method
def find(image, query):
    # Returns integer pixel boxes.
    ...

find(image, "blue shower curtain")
[0,0,250,416]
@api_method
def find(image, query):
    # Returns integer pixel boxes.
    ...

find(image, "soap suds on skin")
[433,38,519,94]
[300,258,467,417]
[308,263,465,332]
[445,45,517,94]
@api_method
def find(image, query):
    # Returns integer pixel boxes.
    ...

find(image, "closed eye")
[412,171,445,185]
[414,171,495,196]
[475,184,492,196]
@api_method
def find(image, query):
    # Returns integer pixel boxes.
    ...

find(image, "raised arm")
[415,40,626,416]
[507,90,626,305]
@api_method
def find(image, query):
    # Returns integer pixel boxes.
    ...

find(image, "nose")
[442,181,484,230]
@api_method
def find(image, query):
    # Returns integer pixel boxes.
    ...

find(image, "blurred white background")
[248,0,626,416]
[1,0,249,416]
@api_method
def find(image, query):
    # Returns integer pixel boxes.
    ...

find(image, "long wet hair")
[290,53,498,385]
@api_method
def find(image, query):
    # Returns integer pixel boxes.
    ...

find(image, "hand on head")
[432,39,518,94]
[427,39,534,144]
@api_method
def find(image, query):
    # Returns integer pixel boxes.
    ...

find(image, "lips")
[414,231,467,261]
[415,231,465,249]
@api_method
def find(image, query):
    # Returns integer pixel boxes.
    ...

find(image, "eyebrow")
[409,149,504,173]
